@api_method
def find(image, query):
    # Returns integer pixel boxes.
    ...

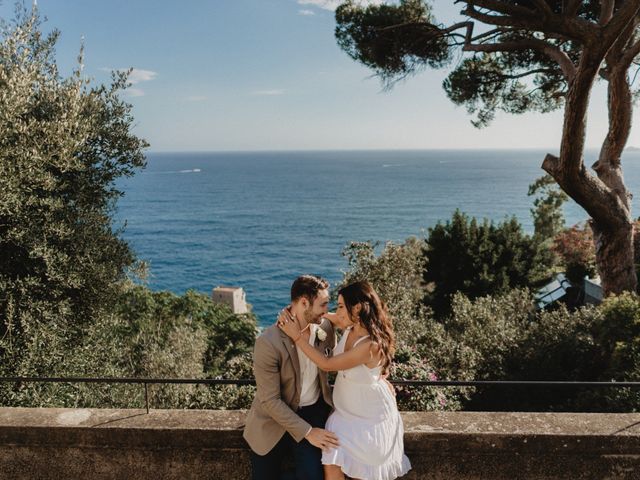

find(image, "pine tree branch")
[622,40,640,68]
[601,0,640,48]
[595,17,638,196]
[562,0,581,17]
[532,0,554,17]
[596,67,632,178]
[460,0,535,17]
[599,0,615,25]
[471,28,509,43]
[463,38,577,81]
[462,4,592,42]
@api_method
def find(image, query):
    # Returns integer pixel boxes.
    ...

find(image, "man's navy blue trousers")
[250,399,331,480]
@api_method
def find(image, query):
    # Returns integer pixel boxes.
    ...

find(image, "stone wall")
[0,408,639,479]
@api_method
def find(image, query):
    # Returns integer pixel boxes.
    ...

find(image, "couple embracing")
[243,275,411,480]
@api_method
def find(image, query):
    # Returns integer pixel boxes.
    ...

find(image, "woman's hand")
[276,306,293,328]
[277,307,309,342]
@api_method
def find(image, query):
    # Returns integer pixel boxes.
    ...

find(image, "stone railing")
[0,408,639,479]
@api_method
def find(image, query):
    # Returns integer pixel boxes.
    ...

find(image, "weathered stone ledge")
[0,408,639,479]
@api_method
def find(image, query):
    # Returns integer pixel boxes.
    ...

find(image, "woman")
[278,281,411,480]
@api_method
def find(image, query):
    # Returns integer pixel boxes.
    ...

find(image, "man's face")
[303,289,330,325]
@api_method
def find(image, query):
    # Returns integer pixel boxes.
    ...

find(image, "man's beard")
[304,308,322,325]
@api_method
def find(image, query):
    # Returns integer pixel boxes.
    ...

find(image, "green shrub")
[592,293,640,411]
[445,289,534,381]
[499,305,602,411]
[0,284,258,409]
[190,352,256,410]
[339,239,472,409]
[339,238,431,346]
[424,210,550,315]
[391,345,464,411]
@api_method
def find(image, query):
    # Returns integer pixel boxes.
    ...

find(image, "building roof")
[583,277,603,304]
[534,273,572,309]
[213,286,243,292]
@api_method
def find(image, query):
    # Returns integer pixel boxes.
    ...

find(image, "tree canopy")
[336,0,640,295]
[0,9,147,370]
[424,210,549,314]
[0,9,262,412]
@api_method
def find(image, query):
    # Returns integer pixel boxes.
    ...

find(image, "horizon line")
[145,147,560,154]
[143,146,639,155]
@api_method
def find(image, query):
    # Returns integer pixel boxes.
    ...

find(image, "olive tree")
[0,8,147,376]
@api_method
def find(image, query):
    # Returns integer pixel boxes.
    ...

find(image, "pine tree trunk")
[543,43,638,296]
[591,220,637,295]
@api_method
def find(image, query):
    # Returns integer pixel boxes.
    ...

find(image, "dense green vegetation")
[333,172,640,412]
[341,237,640,412]
[2,7,639,414]
[0,8,257,410]
[0,9,145,375]
[423,211,550,316]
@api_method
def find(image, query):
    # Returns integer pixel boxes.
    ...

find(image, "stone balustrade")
[0,408,639,479]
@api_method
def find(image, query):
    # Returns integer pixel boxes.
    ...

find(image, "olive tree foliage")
[0,9,147,378]
[339,239,431,345]
[336,0,640,296]
[338,240,472,410]
[0,9,260,410]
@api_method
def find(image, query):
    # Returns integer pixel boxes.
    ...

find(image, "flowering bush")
[390,346,465,411]
[552,223,596,283]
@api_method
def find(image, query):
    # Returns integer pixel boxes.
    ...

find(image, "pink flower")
[428,372,438,382]
[438,396,447,407]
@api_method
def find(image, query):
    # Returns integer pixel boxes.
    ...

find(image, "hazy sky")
[1,0,637,152]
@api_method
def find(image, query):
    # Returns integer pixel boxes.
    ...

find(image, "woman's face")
[334,295,355,330]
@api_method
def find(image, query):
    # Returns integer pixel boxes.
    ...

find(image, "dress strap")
[352,334,370,347]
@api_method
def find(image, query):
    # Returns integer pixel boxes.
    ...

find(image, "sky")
[0,0,636,152]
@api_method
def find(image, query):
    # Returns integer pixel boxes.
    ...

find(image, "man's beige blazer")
[243,318,335,456]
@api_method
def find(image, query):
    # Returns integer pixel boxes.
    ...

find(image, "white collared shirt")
[297,323,321,407]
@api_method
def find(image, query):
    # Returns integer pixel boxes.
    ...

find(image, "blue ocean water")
[114,150,640,327]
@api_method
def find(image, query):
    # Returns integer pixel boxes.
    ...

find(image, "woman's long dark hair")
[338,281,395,374]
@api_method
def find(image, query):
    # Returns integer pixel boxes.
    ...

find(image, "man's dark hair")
[291,275,329,303]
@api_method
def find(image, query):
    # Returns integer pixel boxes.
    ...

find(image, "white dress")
[322,328,411,480]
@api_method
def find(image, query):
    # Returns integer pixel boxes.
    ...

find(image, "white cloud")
[298,9,316,15]
[125,88,145,97]
[100,67,157,84]
[251,89,285,96]
[297,0,383,11]
[100,67,157,98]
[297,0,341,10]
[128,68,158,84]
[186,96,207,102]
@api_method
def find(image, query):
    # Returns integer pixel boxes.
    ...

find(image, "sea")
[114,149,640,327]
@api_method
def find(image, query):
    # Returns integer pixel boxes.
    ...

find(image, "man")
[244,275,339,480]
